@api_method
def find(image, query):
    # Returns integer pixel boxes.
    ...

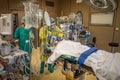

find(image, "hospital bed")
[47,40,120,80]
[59,55,95,80]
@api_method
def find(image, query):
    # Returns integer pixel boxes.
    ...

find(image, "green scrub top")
[14,26,33,54]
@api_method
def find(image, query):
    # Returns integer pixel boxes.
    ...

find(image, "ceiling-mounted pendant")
[85,0,117,12]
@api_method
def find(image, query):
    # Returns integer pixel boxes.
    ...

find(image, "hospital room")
[0,0,120,80]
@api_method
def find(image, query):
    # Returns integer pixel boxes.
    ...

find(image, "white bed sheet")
[47,40,120,80]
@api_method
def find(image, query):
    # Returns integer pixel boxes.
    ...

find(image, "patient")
[47,39,120,80]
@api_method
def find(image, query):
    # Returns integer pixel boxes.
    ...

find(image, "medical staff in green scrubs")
[13,16,34,75]
[14,17,34,54]
[14,26,33,53]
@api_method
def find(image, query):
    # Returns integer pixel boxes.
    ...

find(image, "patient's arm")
[47,51,62,64]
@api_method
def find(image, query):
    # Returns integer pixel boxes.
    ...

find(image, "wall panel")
[44,0,61,18]
[57,0,71,16]
[9,0,24,10]
[0,0,9,13]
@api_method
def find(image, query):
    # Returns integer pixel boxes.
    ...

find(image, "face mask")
[25,25,32,29]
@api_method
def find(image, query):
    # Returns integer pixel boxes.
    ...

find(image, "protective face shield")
[50,18,55,28]
[21,16,26,24]
[48,18,55,31]
[21,16,32,29]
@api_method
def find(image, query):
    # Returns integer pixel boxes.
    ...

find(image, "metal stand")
[109,42,119,53]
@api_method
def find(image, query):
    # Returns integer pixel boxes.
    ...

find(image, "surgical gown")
[14,26,33,54]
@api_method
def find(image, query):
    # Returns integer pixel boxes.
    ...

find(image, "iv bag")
[23,2,39,29]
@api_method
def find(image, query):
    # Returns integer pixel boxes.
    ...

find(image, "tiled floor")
[30,49,65,80]
[30,49,96,80]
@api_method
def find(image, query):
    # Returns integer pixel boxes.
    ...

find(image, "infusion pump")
[0,14,18,37]
[0,14,13,35]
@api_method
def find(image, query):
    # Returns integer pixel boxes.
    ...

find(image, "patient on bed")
[47,39,120,80]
